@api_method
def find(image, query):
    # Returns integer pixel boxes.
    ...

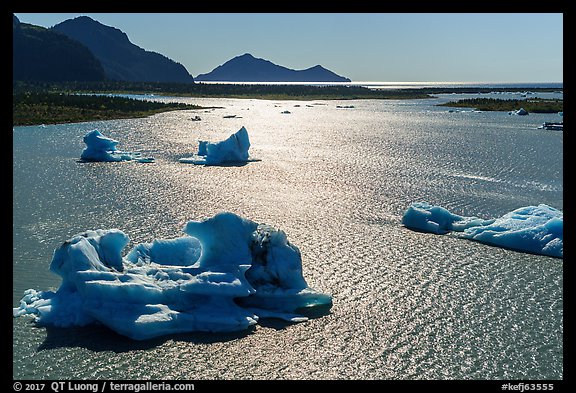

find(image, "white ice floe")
[80,130,154,163]
[13,212,332,340]
[179,126,252,165]
[509,107,528,115]
[402,202,563,258]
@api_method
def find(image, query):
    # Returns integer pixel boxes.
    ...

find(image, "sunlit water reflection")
[13,96,562,379]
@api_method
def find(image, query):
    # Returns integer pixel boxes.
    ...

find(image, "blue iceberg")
[13,213,332,340]
[179,126,252,165]
[402,202,563,258]
[80,130,154,163]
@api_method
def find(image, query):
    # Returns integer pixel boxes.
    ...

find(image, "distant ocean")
[197,81,564,90]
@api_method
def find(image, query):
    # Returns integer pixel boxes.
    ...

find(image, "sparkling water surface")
[13,95,563,379]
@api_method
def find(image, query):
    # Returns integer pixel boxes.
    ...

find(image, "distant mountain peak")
[196,53,350,83]
[57,16,132,44]
[74,15,96,22]
[68,15,96,24]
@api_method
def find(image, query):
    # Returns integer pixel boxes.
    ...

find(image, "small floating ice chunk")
[136,157,155,163]
[402,202,563,258]
[179,126,251,166]
[80,130,119,161]
[401,202,492,235]
[509,107,528,115]
[80,130,153,163]
[14,212,332,340]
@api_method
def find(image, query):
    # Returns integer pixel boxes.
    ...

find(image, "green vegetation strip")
[14,80,561,100]
[14,80,433,100]
[438,98,563,113]
[13,92,208,126]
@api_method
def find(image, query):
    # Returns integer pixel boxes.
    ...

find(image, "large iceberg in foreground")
[402,202,563,258]
[80,130,154,163]
[179,126,252,165]
[13,212,332,340]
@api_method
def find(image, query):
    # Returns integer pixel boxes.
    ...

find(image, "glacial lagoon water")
[13,93,563,379]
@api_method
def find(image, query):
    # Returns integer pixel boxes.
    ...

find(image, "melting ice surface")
[179,126,252,165]
[80,130,154,163]
[402,202,563,258]
[13,212,332,340]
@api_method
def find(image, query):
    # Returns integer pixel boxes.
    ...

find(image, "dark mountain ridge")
[52,16,194,84]
[195,53,351,83]
[13,15,106,82]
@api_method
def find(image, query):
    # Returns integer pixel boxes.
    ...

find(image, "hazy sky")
[15,13,563,82]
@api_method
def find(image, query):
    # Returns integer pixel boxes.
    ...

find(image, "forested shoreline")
[13,81,562,125]
[13,92,206,126]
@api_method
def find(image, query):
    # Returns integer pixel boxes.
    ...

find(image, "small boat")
[539,122,563,131]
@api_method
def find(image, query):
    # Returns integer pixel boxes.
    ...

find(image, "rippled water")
[13,95,563,379]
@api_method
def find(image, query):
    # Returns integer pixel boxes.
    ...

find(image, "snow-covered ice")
[179,126,252,165]
[13,212,332,340]
[80,130,154,163]
[402,202,563,258]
